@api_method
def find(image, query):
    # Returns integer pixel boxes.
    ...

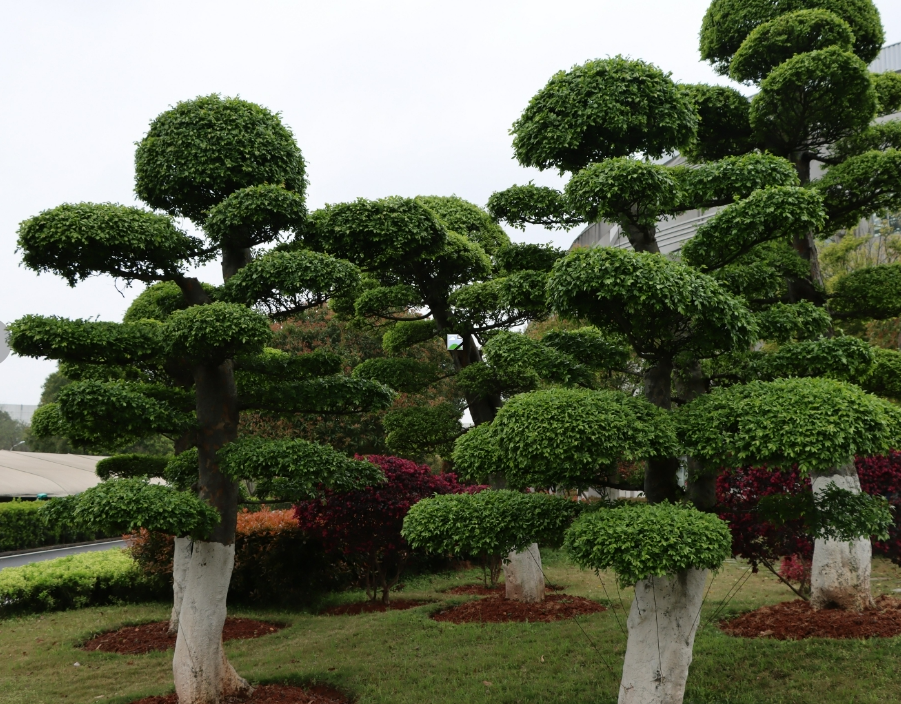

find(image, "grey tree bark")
[809,463,874,611]
[173,542,252,703]
[168,536,194,634]
[503,543,545,602]
[619,569,707,704]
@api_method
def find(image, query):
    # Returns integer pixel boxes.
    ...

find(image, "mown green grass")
[2,550,901,703]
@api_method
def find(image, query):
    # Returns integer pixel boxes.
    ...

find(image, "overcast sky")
[2,0,900,404]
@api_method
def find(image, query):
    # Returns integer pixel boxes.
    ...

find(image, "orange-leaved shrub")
[127,506,349,605]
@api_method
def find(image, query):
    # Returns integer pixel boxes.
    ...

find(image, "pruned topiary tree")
[679,376,898,610]
[9,95,396,704]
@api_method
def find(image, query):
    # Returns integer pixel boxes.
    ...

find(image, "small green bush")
[0,500,108,552]
[565,502,732,588]
[0,549,163,616]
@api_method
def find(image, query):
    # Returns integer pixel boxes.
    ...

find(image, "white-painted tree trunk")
[173,541,252,704]
[169,536,193,634]
[619,568,707,704]
[810,464,874,611]
[504,543,545,603]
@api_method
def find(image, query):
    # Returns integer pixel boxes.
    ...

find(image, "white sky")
[2,0,900,404]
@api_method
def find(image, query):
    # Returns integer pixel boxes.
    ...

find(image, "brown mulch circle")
[82,618,286,655]
[128,683,350,704]
[432,593,606,624]
[320,599,431,616]
[443,584,565,596]
[720,595,901,640]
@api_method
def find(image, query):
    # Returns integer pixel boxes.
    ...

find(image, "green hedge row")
[0,500,111,552]
[0,549,165,616]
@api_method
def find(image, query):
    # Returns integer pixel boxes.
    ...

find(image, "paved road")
[0,540,126,570]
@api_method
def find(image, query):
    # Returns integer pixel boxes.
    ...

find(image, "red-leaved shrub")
[295,455,485,603]
[716,453,901,597]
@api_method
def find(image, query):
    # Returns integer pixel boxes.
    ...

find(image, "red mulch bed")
[320,599,431,616]
[432,594,606,624]
[443,584,565,596]
[82,618,285,655]
[128,683,350,703]
[720,595,901,640]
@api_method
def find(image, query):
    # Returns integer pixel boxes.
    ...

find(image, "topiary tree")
[8,95,395,704]
[680,377,898,610]
[566,502,732,704]
[403,489,579,592]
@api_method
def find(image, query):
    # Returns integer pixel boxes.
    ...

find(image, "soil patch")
[83,618,285,655]
[128,683,350,703]
[721,595,901,640]
[443,584,565,596]
[321,599,431,616]
[432,593,605,624]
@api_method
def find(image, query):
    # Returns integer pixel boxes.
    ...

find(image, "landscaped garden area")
[3,0,901,703]
[4,551,901,704]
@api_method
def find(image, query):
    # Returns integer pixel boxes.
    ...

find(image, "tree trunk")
[168,536,193,634]
[677,361,716,511]
[173,542,252,703]
[809,463,874,611]
[619,569,707,704]
[643,359,679,504]
[172,359,244,702]
[787,153,827,305]
[503,543,545,603]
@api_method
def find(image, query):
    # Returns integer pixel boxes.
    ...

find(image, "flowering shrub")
[127,506,348,604]
[717,452,901,597]
[295,455,485,603]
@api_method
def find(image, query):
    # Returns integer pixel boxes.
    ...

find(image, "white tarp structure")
[0,451,106,498]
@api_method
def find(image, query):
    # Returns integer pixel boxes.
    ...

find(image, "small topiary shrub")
[0,549,162,615]
[565,502,732,587]
[403,489,580,587]
[296,455,483,602]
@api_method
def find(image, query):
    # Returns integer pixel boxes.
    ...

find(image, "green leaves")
[679,377,901,473]
[352,357,444,393]
[17,203,203,285]
[486,184,581,230]
[203,184,307,249]
[830,262,901,320]
[566,502,732,587]
[677,84,755,162]
[95,454,170,480]
[754,301,832,343]
[677,153,799,208]
[728,9,855,84]
[454,387,677,491]
[8,316,166,365]
[167,302,271,364]
[873,71,901,117]
[511,56,696,173]
[42,478,219,538]
[382,320,438,355]
[402,490,580,558]
[217,436,384,500]
[565,158,682,227]
[750,46,876,155]
[749,335,876,383]
[416,195,510,256]
[51,381,193,447]
[310,196,447,270]
[384,404,463,459]
[700,0,885,74]
[221,249,361,319]
[816,149,901,231]
[135,94,305,224]
[681,186,826,271]
[548,247,757,360]
[238,374,394,415]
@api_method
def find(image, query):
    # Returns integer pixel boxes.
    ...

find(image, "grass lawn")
[2,550,901,704]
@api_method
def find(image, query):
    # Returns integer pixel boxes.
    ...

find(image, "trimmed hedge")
[0,500,109,552]
[0,549,163,616]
